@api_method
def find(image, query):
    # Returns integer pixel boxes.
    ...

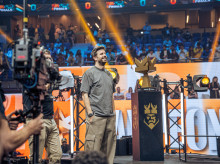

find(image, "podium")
[132,90,164,161]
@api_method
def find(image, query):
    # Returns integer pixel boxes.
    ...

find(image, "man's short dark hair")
[72,151,108,164]
[91,46,105,57]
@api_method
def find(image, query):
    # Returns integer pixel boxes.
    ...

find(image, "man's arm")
[0,113,43,155]
[82,92,93,116]
[112,95,115,113]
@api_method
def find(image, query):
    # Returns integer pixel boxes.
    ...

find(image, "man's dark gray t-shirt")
[80,66,115,117]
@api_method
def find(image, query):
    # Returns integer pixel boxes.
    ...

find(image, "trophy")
[135,56,156,88]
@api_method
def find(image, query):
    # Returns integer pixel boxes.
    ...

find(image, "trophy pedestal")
[131,90,164,161]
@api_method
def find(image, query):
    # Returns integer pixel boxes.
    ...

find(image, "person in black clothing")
[24,50,62,163]
[170,49,179,63]
[48,23,56,43]
[162,23,171,39]
[66,26,75,45]
[160,46,170,61]
[209,76,220,99]
[188,88,198,99]
[28,24,35,38]
[116,53,128,65]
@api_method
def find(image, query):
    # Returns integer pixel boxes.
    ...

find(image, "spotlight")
[200,76,210,87]
[139,77,143,87]
[193,75,210,92]
[107,68,119,84]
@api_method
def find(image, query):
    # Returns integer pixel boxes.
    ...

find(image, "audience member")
[114,87,124,100]
[201,47,211,62]
[170,49,179,63]
[75,49,84,66]
[126,87,133,100]
[142,22,151,43]
[162,23,171,39]
[67,51,75,66]
[209,76,220,99]
[28,24,35,38]
[160,46,170,61]
[48,23,56,43]
[163,38,172,48]
[177,44,187,62]
[194,43,203,59]
[115,53,128,65]
[61,138,70,154]
[155,46,161,61]
[148,49,156,60]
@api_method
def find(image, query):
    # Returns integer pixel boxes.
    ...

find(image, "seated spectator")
[188,88,198,99]
[162,23,171,39]
[163,38,172,48]
[56,53,65,66]
[170,86,180,99]
[135,43,141,57]
[114,87,125,100]
[155,46,161,61]
[194,43,203,59]
[61,138,70,154]
[115,53,128,65]
[182,30,192,42]
[72,151,108,164]
[194,39,202,48]
[67,51,75,66]
[201,47,211,62]
[169,49,179,63]
[139,48,147,60]
[187,46,195,61]
[169,45,175,53]
[174,34,184,46]
[126,87,133,100]
[107,49,116,65]
[146,45,153,54]
[215,44,220,61]
[204,37,213,50]
[75,49,84,66]
[147,49,156,60]
[96,38,106,48]
[160,46,170,61]
[177,44,187,62]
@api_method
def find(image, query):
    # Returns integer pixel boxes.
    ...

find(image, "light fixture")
[95,23,99,29]
[186,15,189,24]
[139,77,143,87]
[97,16,101,20]
[107,68,119,84]
[200,76,210,87]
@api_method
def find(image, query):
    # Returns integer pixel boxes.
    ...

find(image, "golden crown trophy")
[132,56,163,161]
[135,56,156,88]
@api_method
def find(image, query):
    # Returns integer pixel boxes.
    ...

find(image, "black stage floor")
[61,154,220,164]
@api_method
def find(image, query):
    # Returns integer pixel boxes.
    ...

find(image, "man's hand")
[27,113,44,135]
[7,111,19,130]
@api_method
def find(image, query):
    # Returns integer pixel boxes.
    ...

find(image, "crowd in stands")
[1,22,220,70]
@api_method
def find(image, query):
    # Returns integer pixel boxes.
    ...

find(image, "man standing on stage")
[81,46,116,164]
[25,50,62,164]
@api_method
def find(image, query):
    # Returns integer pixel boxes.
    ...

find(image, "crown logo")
[144,103,159,130]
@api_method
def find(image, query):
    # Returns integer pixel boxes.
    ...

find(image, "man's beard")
[98,58,107,66]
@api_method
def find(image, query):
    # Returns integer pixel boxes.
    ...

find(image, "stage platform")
[61,154,220,164]
[114,154,220,164]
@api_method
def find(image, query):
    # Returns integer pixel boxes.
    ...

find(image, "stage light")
[0,28,13,43]
[107,68,119,84]
[97,16,101,20]
[95,23,99,29]
[69,0,97,46]
[139,77,143,87]
[96,0,134,65]
[200,76,210,87]
[193,75,210,92]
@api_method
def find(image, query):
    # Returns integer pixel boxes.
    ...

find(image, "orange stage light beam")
[208,21,220,62]
[96,1,134,65]
[0,28,13,43]
[68,0,97,46]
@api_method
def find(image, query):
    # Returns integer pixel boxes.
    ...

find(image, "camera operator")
[24,49,62,164]
[0,83,43,162]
